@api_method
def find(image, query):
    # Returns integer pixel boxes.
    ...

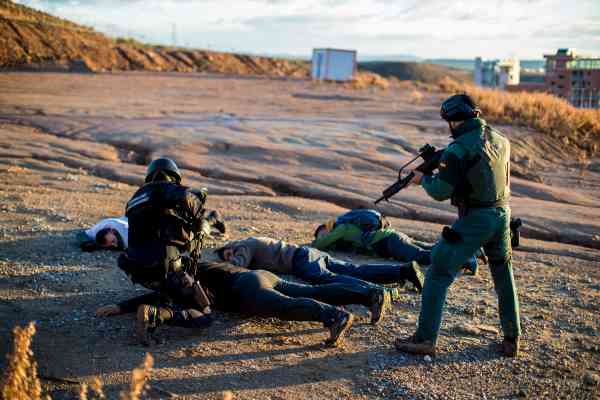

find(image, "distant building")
[474,57,520,89]
[311,48,357,81]
[544,48,600,108]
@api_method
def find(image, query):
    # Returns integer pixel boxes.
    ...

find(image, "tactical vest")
[450,123,511,210]
[124,182,204,282]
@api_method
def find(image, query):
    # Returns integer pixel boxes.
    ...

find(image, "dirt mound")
[359,61,471,84]
[0,0,309,77]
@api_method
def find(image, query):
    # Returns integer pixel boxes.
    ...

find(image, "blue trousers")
[372,232,433,265]
[292,247,413,287]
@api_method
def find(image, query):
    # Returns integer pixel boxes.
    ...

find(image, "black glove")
[190,188,208,203]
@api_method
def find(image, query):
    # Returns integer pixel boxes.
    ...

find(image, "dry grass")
[439,77,600,155]
[349,71,390,90]
[120,354,153,400]
[0,322,155,400]
[409,89,424,104]
[1,322,45,400]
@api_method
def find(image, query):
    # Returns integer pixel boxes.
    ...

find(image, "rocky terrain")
[0,70,599,399]
[0,0,308,76]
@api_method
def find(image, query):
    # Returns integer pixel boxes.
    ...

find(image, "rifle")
[375,144,444,204]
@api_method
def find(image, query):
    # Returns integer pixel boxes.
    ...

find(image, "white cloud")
[14,0,600,58]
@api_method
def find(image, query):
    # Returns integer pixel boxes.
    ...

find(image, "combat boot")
[395,335,436,356]
[407,261,425,292]
[369,288,391,325]
[497,337,520,357]
[136,304,171,346]
[324,309,354,347]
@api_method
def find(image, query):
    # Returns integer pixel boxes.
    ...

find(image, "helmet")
[145,157,182,183]
[440,94,481,122]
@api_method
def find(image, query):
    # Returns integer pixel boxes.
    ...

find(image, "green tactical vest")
[449,118,511,208]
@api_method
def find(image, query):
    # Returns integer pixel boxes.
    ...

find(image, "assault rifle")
[375,144,444,204]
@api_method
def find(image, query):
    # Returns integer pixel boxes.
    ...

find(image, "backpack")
[335,208,387,234]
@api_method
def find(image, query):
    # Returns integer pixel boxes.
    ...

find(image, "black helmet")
[145,157,182,183]
[440,94,481,122]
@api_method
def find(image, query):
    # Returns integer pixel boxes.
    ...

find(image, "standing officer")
[395,94,521,357]
[100,157,213,345]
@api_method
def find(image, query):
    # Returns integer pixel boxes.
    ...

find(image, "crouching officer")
[395,94,521,357]
[109,157,213,344]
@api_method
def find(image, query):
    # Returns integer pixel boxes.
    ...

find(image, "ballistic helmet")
[440,94,481,122]
[145,157,182,184]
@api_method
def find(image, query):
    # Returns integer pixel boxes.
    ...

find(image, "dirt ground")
[0,72,599,399]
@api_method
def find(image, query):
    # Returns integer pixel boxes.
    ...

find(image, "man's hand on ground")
[95,304,122,317]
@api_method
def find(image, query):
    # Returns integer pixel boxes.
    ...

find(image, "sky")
[15,0,600,60]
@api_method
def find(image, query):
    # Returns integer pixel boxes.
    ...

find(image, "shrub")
[439,77,600,155]
[0,322,155,400]
[1,322,45,400]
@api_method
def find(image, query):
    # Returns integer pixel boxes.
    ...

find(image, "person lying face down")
[312,208,480,275]
[215,236,427,325]
[77,210,226,252]
[97,261,362,347]
[77,217,129,252]
[216,235,424,290]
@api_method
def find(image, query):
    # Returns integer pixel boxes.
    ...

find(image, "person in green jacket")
[312,208,479,274]
[395,94,521,357]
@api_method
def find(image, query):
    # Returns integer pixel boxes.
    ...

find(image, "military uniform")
[119,177,211,330]
[415,117,521,344]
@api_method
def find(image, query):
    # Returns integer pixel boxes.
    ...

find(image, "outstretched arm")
[96,292,163,316]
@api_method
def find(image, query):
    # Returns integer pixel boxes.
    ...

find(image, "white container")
[311,48,357,81]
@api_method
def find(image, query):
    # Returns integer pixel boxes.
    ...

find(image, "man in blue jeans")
[215,236,425,324]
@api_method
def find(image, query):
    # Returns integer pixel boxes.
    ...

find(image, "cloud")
[13,0,600,58]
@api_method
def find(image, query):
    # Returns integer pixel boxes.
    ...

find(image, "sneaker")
[136,304,161,346]
[407,261,425,293]
[497,337,520,357]
[395,335,436,356]
[325,309,354,347]
[369,289,391,325]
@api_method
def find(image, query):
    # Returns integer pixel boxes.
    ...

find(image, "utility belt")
[457,199,508,217]
[119,244,183,288]
[118,250,211,310]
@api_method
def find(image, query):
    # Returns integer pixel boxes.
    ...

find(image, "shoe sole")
[136,305,151,346]
[370,291,389,325]
[325,313,354,347]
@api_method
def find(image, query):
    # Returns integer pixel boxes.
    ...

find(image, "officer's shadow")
[137,342,503,397]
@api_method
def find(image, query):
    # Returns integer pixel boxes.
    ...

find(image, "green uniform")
[416,117,520,343]
[312,224,396,252]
